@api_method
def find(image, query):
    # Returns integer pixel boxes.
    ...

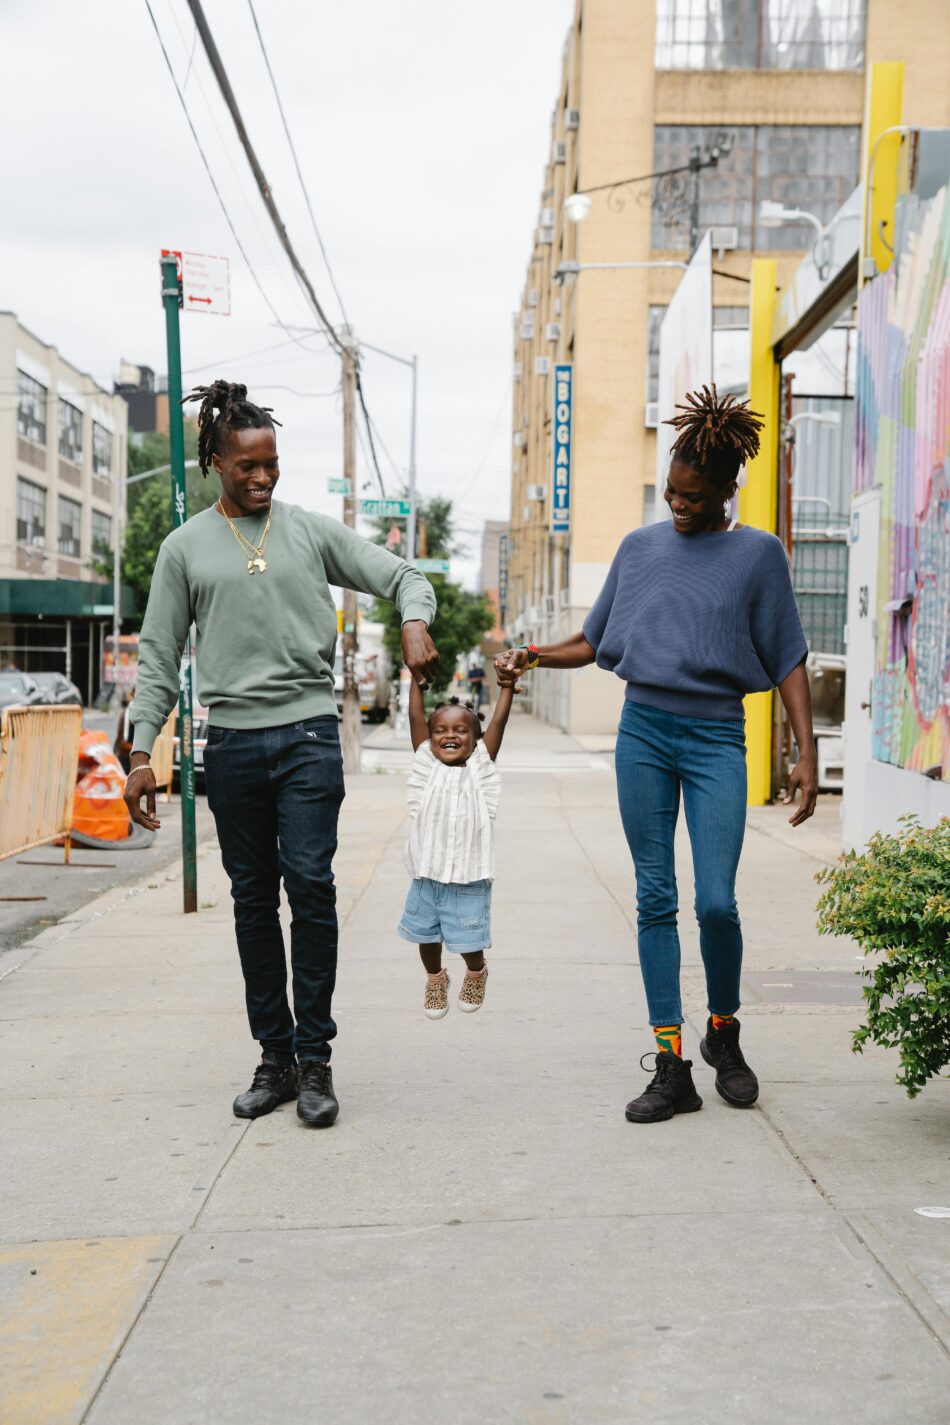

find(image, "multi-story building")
[506,0,950,734]
[0,313,129,702]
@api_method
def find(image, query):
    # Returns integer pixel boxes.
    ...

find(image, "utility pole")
[340,332,361,775]
[161,253,198,913]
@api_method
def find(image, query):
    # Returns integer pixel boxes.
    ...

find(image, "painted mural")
[854,182,950,778]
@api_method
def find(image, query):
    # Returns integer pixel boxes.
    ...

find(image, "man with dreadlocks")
[495,384,816,1125]
[124,379,438,1128]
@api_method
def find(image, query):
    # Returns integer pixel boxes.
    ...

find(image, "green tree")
[368,494,492,694]
[95,422,217,617]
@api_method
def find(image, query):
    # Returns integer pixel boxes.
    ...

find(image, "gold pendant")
[247,558,257,575]
[253,557,267,573]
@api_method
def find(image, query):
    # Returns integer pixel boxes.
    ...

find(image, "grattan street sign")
[359,498,411,517]
[328,478,350,494]
[415,558,450,574]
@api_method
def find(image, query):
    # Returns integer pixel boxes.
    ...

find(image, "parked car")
[0,671,44,710]
[173,704,209,785]
[32,671,83,707]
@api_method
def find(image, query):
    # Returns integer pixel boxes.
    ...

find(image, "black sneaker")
[625,1051,703,1124]
[297,1060,339,1128]
[700,1017,759,1107]
[233,1053,298,1119]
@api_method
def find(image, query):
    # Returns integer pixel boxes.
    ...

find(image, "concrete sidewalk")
[2,712,949,1423]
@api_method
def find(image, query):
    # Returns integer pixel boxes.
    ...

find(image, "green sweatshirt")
[131,500,436,755]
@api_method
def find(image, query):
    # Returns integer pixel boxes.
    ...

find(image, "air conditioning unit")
[539,226,554,245]
[544,594,556,619]
[534,356,551,375]
[512,361,522,380]
[710,225,739,254]
[527,484,546,501]
[513,430,526,448]
[553,141,568,164]
[645,400,659,428]
[520,317,535,340]
[540,207,554,227]
[565,108,580,131]
[527,288,539,308]
[559,587,570,609]
[545,322,561,341]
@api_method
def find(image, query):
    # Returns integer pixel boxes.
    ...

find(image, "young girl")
[398,678,514,1017]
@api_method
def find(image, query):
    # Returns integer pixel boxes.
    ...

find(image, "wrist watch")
[519,643,541,669]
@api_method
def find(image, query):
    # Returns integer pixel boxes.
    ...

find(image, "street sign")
[328,478,350,494]
[359,498,411,517]
[551,363,573,533]
[161,249,231,316]
[416,558,450,575]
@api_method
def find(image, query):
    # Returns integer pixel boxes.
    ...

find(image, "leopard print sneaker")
[424,970,450,1020]
[458,965,488,1013]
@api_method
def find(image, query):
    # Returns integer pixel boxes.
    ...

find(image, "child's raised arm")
[408,676,429,751]
[482,683,515,761]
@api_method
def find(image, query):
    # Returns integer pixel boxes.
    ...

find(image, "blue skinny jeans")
[614,699,747,1027]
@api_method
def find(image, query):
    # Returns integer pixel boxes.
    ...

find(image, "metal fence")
[0,706,82,862]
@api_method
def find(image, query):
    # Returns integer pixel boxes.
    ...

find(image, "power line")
[185,0,343,354]
[247,0,350,328]
[355,372,387,498]
[143,0,318,356]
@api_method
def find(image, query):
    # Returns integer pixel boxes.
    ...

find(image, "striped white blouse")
[405,739,501,884]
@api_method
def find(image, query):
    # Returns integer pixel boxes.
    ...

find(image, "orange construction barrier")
[71,730,131,842]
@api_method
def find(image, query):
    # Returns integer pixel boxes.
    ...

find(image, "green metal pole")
[161,255,198,914]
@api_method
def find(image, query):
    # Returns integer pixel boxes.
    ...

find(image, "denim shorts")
[398,877,492,953]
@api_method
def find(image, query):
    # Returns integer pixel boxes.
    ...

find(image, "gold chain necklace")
[217,501,272,575]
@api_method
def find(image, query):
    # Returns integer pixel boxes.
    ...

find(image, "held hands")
[493,648,530,694]
[784,752,818,826]
[401,621,439,689]
[124,756,161,832]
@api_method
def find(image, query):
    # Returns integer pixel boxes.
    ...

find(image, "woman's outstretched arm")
[495,632,596,686]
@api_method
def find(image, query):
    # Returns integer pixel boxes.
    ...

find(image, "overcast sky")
[2,0,573,585]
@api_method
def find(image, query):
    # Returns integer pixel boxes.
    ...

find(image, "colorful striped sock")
[711,1013,736,1031]
[654,1024,682,1057]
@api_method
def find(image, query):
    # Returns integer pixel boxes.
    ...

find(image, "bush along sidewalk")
[815,816,950,1097]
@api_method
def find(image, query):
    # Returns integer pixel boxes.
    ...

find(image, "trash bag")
[71,729,131,841]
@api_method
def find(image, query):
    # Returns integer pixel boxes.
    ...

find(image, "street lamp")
[563,193,592,224]
[758,200,829,275]
[554,259,688,285]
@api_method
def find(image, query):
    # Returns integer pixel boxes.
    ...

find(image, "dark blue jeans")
[203,716,345,1064]
[615,699,747,1027]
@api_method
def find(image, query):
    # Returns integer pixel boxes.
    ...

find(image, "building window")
[652,124,860,250]
[16,478,46,546]
[58,496,82,558]
[655,0,865,71]
[17,370,47,445]
[91,509,112,554]
[647,306,666,405]
[92,421,112,477]
[58,400,83,464]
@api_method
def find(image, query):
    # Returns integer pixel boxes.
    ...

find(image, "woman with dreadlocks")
[495,384,816,1125]
[124,379,438,1128]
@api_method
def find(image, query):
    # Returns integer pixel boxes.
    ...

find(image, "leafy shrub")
[815,816,950,1097]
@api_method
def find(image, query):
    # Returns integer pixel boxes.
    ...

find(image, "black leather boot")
[700,1017,759,1106]
[297,1060,339,1128]
[625,1050,703,1123]
[233,1053,298,1119]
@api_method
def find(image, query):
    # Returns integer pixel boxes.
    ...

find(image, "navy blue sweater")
[582,522,808,720]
